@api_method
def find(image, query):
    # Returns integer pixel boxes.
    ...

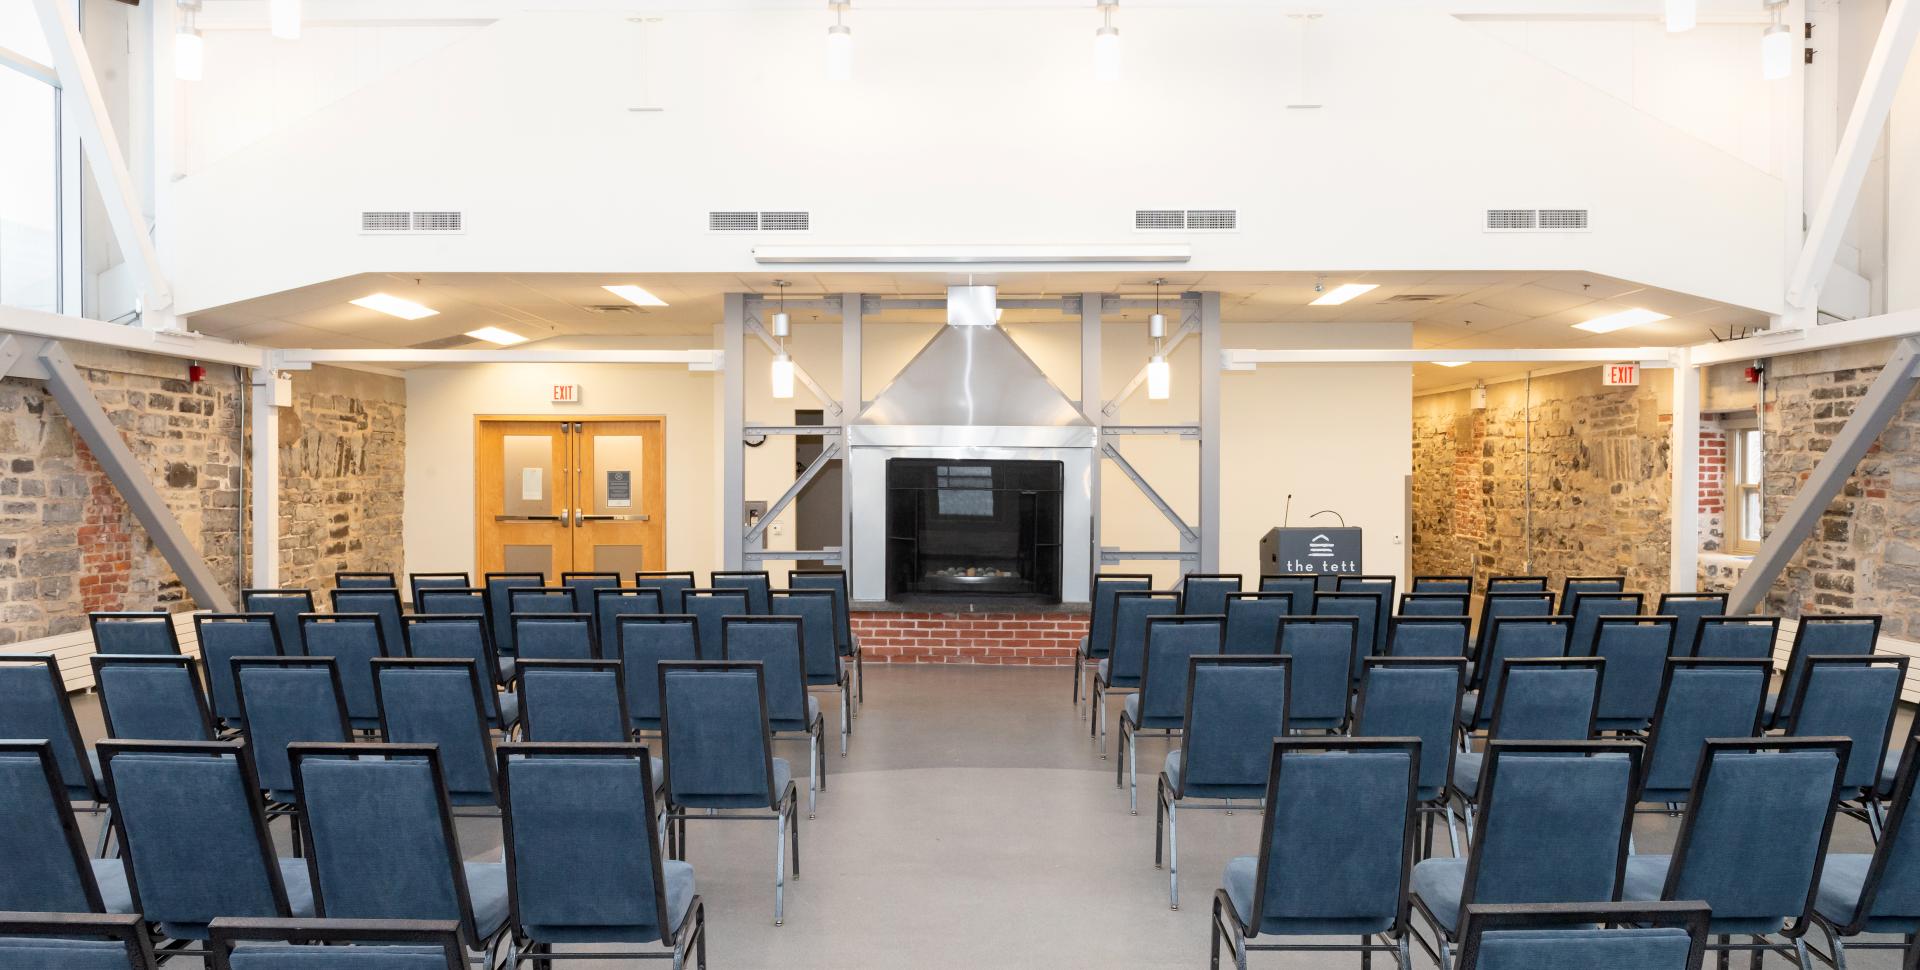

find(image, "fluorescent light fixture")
[1665,0,1695,32]
[602,284,669,307]
[464,326,527,346]
[1146,355,1170,400]
[1433,361,1470,368]
[350,293,439,320]
[1308,283,1379,306]
[771,352,796,399]
[270,0,301,39]
[175,29,204,81]
[1571,307,1670,334]
[1761,22,1793,79]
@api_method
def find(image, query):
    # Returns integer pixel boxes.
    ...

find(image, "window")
[0,6,61,313]
[1727,426,1763,554]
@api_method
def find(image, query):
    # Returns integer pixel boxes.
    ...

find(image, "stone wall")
[270,366,407,592]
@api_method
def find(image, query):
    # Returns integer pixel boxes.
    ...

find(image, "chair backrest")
[1690,614,1780,659]
[497,743,674,942]
[1257,574,1318,612]
[507,587,578,620]
[1222,592,1291,654]
[633,571,696,612]
[1836,734,1920,931]
[1399,592,1470,617]
[193,613,284,723]
[1567,592,1643,657]
[1176,656,1291,796]
[788,569,853,653]
[401,615,503,718]
[1276,616,1357,727]
[1087,574,1154,659]
[1179,573,1241,616]
[1640,658,1771,798]
[1662,739,1848,933]
[335,571,396,590]
[1469,616,1571,723]
[1355,657,1468,800]
[0,656,97,801]
[1387,615,1470,658]
[617,615,700,729]
[1456,901,1710,970]
[721,616,811,726]
[0,912,157,970]
[299,613,389,724]
[771,588,841,683]
[1590,616,1675,728]
[1411,576,1473,595]
[328,589,406,662]
[1772,614,1884,726]
[1245,738,1419,933]
[682,588,750,660]
[1107,591,1182,683]
[371,660,499,807]
[512,613,596,661]
[1486,576,1548,594]
[1785,655,1907,792]
[90,655,216,742]
[1336,576,1397,653]
[408,572,472,607]
[291,743,483,944]
[1475,592,1556,657]
[97,740,291,931]
[516,660,630,742]
[241,590,316,656]
[658,662,781,809]
[1312,591,1384,673]
[415,587,487,619]
[559,573,621,617]
[1655,593,1726,657]
[483,573,546,659]
[209,919,465,970]
[710,570,772,613]
[592,588,662,647]
[88,612,182,656]
[1485,658,1601,742]
[232,658,351,796]
[0,740,106,912]
[1134,616,1224,724]
[1457,741,1641,925]
[1561,576,1627,614]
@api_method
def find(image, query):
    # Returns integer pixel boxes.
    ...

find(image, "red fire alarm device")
[1744,366,1763,384]
[188,362,206,383]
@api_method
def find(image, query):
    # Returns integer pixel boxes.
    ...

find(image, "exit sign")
[1603,363,1640,387]
[551,384,583,404]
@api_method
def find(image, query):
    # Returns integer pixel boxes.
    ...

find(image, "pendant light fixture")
[175,0,205,81]
[1146,279,1171,401]
[1093,0,1121,82]
[770,280,796,400]
[271,0,302,39]
[1665,0,1696,32]
[1760,0,1792,80]
[825,1,853,81]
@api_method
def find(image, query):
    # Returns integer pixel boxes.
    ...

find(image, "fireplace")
[885,458,1063,603]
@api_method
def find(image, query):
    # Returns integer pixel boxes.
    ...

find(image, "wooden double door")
[475,417,666,579]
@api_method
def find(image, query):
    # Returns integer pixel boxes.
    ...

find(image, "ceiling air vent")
[1134,209,1185,230]
[759,211,810,231]
[1486,209,1591,233]
[1384,293,1448,303]
[412,211,463,232]
[709,211,760,231]
[1184,209,1237,230]
[360,211,411,233]
[1485,209,1537,231]
[1135,209,1238,231]
[1537,209,1590,231]
[361,210,463,234]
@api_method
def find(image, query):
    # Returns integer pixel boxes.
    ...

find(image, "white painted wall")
[1890,29,1920,312]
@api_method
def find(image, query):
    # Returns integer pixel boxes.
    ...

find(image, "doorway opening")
[474,416,666,579]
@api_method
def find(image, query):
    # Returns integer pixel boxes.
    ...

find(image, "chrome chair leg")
[774,810,787,926]
[1168,800,1180,910]
[807,731,819,819]
[1444,802,1462,857]
[839,683,850,757]
[1128,731,1140,815]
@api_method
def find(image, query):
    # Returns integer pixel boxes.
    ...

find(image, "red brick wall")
[1698,429,1726,515]
[851,611,1090,665]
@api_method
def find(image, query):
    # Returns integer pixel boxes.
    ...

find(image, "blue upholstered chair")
[657,661,801,925]
[288,743,512,963]
[710,570,772,614]
[515,659,630,743]
[1454,901,1710,970]
[1336,576,1397,654]
[89,655,215,742]
[617,615,700,735]
[0,657,107,822]
[1691,614,1781,659]
[722,616,827,817]
[506,586,577,620]
[1459,616,1572,731]
[193,613,284,729]
[370,659,500,810]
[401,614,514,730]
[1388,616,1471,658]
[773,588,852,755]
[1450,658,1603,835]
[482,572,545,671]
[496,744,704,966]
[1180,573,1242,616]
[1566,592,1642,657]
[1810,734,1920,968]
[592,587,661,648]
[328,588,406,664]
[0,913,157,970]
[1485,576,1548,594]
[1117,616,1225,813]
[559,571,621,618]
[1783,655,1906,835]
[1157,656,1290,910]
[1076,573,1153,706]
[1655,592,1726,658]
[1210,738,1422,970]
[407,571,470,607]
[789,568,862,708]
[1400,593,1470,617]
[1409,740,1641,970]
[207,918,466,970]
[1312,591,1385,678]
[335,571,396,590]
[1622,738,1849,967]
[1093,590,1182,754]
[1560,576,1626,615]
[1412,576,1474,595]
[298,613,390,730]
[511,613,596,661]
[0,741,127,914]
[232,657,352,814]
[95,740,313,945]
[242,589,315,656]
[87,612,181,656]
[1275,615,1356,732]
[1257,574,1318,612]
[1356,657,1470,858]
[634,571,697,613]
[1589,615,1675,733]
[681,588,750,660]
[1222,592,1291,654]
[1636,658,1771,809]
[411,588,509,683]
[1471,592,1555,661]
[1768,614,1884,730]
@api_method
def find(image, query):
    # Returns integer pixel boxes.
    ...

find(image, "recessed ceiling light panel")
[1433,361,1469,368]
[465,326,528,345]
[1572,307,1669,334]
[603,284,669,307]
[1308,283,1379,306]
[350,293,439,320]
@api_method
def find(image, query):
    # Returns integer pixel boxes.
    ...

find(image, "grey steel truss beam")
[746,548,842,564]
[744,309,840,419]
[1104,298,1201,416]
[1727,337,1920,614]
[745,440,843,546]
[1099,548,1199,564]
[1099,440,1199,548]
[0,336,24,381]
[1103,425,1200,439]
[745,426,843,438]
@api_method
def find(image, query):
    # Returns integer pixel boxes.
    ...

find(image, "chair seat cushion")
[91,859,133,915]
[1456,693,1481,727]
[498,658,517,682]
[1222,856,1393,937]
[651,757,666,793]
[1121,695,1182,731]
[464,861,511,940]
[523,860,697,943]
[1622,854,1786,936]
[497,691,520,729]
[1450,752,1483,800]
[1164,750,1265,801]
[1812,853,1917,933]
[1410,858,1468,934]
[672,758,792,809]
[1078,635,1097,659]
[1096,659,1138,689]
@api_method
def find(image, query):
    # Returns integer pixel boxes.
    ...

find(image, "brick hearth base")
[851,610,1090,665]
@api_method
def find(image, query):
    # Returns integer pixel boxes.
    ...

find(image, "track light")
[1761,1,1792,80]
[270,0,301,39]
[771,281,795,399]
[1665,0,1696,32]
[1146,279,1171,400]
[826,2,852,81]
[1093,1,1120,82]
[175,1,204,81]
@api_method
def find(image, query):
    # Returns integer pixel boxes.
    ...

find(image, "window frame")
[1723,418,1763,555]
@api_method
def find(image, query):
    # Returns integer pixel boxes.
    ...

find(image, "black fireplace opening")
[885,458,1063,603]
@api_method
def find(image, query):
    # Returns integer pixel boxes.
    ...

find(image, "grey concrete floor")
[68,666,1910,968]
